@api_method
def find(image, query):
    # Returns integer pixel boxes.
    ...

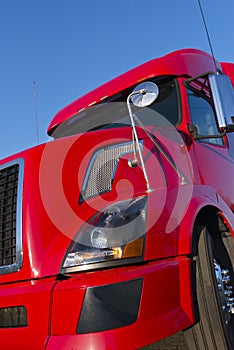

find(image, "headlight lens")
[62,196,147,272]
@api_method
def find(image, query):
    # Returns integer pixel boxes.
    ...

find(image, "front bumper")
[46,256,194,349]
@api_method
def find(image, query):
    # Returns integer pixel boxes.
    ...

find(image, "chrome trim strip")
[0,158,24,275]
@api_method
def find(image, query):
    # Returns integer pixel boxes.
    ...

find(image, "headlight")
[62,196,147,272]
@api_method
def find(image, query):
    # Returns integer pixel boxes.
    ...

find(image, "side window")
[187,89,224,146]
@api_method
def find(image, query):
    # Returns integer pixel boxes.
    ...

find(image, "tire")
[184,225,234,350]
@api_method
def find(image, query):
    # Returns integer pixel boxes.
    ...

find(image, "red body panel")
[221,62,234,86]
[0,277,55,350]
[47,258,193,350]
[0,48,234,349]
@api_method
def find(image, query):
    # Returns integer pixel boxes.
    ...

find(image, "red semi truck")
[0,48,234,349]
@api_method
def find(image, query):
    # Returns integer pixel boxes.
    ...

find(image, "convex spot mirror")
[131,81,159,107]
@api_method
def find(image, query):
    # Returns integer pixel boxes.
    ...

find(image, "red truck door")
[186,85,234,211]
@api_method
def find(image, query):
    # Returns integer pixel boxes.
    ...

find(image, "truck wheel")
[184,225,234,350]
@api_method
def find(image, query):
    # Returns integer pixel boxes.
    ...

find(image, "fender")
[178,184,234,256]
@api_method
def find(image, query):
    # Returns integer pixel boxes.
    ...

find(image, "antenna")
[197,0,218,72]
[33,81,40,145]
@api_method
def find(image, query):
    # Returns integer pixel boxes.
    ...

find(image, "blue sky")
[0,0,233,159]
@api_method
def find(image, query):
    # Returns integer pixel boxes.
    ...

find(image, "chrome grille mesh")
[0,164,18,266]
[80,142,137,201]
[0,160,23,274]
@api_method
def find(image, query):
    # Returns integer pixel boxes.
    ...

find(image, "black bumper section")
[77,278,143,334]
[0,306,28,328]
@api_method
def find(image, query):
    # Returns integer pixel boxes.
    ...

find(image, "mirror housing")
[209,73,234,132]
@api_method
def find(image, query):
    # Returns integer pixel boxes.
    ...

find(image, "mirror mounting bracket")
[126,82,159,193]
[187,123,227,140]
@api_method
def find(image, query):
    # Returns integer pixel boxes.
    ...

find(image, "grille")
[80,142,141,202]
[0,160,23,273]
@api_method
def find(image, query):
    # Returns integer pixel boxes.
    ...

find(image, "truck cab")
[0,49,234,350]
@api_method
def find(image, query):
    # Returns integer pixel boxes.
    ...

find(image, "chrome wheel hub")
[214,259,234,325]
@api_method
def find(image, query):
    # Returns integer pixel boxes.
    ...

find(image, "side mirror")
[209,73,234,132]
[131,81,159,107]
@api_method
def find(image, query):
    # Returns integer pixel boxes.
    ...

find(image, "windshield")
[52,78,180,139]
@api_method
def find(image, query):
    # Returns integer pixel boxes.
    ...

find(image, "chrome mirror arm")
[127,90,154,193]
[127,90,145,165]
